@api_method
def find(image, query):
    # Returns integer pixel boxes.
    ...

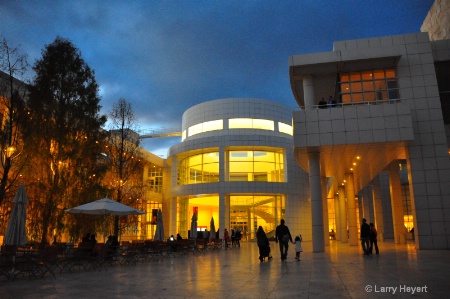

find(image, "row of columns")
[303,75,408,252]
[307,157,409,252]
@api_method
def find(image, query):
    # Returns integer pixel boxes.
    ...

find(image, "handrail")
[293,99,403,111]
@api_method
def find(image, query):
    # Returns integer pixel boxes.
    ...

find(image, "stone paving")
[1,240,449,298]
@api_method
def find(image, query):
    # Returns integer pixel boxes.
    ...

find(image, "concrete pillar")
[219,193,228,239]
[322,177,330,246]
[247,209,253,240]
[345,173,358,246]
[339,186,348,243]
[303,75,316,109]
[219,146,225,181]
[169,196,177,238]
[389,162,405,244]
[308,150,324,252]
[372,177,385,241]
[334,194,341,241]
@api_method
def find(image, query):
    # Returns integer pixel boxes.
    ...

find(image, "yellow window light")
[278,122,293,135]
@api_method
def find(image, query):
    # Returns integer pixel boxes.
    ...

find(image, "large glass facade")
[178,152,220,185]
[230,194,285,239]
[228,149,284,182]
[339,69,399,104]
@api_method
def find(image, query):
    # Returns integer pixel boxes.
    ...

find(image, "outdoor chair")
[61,242,93,272]
[213,239,223,250]
[0,245,17,280]
[32,245,59,279]
[142,240,163,261]
[1,245,45,280]
[84,244,109,271]
[117,243,140,266]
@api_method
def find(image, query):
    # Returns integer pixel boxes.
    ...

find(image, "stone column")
[339,186,348,243]
[389,162,405,244]
[303,75,316,109]
[345,173,358,246]
[372,176,385,241]
[219,146,225,182]
[334,194,341,241]
[219,193,226,239]
[308,149,324,252]
[322,177,330,246]
[169,196,177,239]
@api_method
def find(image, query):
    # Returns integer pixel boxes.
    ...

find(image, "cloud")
[1,0,434,154]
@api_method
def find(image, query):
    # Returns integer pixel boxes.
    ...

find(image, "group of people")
[256,219,303,262]
[256,218,381,262]
[360,218,379,255]
[318,96,337,108]
[81,233,97,248]
[223,228,242,248]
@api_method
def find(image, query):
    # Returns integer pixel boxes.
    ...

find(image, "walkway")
[2,240,449,298]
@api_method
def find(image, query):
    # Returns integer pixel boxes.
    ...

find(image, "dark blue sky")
[1,0,434,156]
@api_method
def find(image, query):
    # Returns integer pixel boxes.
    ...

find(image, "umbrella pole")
[103,215,106,242]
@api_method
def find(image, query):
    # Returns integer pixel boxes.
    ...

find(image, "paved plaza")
[1,240,449,298]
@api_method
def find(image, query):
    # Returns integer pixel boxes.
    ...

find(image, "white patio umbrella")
[153,209,164,241]
[190,213,198,239]
[65,197,145,216]
[66,197,145,241]
[4,184,29,246]
[209,217,216,241]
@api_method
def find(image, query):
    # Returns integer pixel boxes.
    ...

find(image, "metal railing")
[293,98,403,111]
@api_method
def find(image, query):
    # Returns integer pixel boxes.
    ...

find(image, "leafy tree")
[24,37,107,245]
[0,36,29,206]
[104,98,144,236]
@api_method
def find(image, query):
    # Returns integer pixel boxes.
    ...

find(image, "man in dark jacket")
[360,218,371,255]
[275,219,292,261]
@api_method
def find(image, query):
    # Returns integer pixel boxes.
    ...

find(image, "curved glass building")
[165,98,311,240]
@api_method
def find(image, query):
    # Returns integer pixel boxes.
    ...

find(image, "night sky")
[1,0,434,156]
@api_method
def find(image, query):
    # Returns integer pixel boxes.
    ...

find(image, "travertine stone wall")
[421,0,450,41]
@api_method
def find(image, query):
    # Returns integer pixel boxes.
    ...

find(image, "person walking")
[275,219,292,261]
[224,228,229,248]
[235,229,242,248]
[256,226,270,261]
[360,218,371,255]
[369,223,379,255]
[231,229,236,247]
[294,234,303,261]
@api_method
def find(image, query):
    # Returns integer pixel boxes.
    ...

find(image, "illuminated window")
[339,69,399,104]
[178,152,219,185]
[147,166,163,194]
[228,149,284,182]
[278,122,293,135]
[188,123,203,137]
[187,120,223,138]
[229,118,274,131]
[229,118,253,129]
[203,120,223,132]
[253,119,274,130]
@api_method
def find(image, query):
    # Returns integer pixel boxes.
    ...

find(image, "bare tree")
[104,98,144,236]
[0,36,29,205]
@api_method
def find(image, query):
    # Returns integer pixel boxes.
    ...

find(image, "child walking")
[294,234,303,261]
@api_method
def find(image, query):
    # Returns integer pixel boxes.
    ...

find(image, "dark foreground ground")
[2,239,449,298]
